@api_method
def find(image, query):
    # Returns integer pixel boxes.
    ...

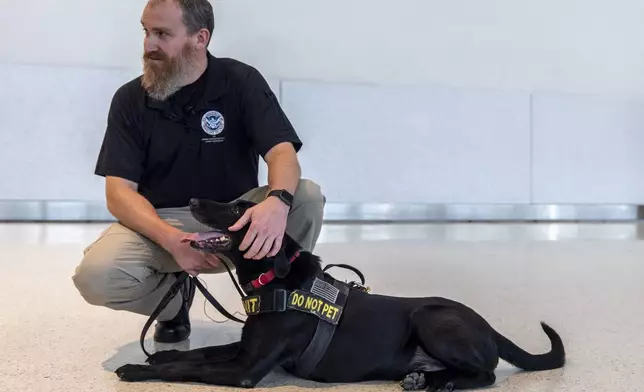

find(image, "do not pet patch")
[287,290,343,324]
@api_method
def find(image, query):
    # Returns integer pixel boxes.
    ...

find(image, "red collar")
[249,251,301,290]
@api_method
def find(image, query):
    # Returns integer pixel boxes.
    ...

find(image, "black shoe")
[154,273,196,343]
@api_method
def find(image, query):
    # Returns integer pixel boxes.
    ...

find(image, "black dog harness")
[243,273,352,377]
[140,254,369,378]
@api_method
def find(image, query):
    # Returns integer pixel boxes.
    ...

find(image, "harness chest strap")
[242,276,351,377]
[293,278,349,378]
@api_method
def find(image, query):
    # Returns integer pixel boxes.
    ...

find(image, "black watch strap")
[268,189,294,208]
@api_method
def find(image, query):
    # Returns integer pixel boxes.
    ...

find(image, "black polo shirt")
[94,52,302,208]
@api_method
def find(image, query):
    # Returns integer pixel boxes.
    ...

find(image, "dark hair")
[152,0,214,42]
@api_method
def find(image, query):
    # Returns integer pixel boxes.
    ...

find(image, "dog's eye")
[231,206,240,216]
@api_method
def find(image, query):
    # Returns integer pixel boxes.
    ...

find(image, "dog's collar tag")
[287,290,344,325]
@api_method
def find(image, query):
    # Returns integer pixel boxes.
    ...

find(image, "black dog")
[115,198,565,391]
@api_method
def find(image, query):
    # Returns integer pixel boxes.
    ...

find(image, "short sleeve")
[94,85,146,183]
[241,67,302,157]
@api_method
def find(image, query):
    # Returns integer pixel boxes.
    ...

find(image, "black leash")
[139,272,190,358]
[218,256,247,298]
[139,260,245,358]
[192,278,245,323]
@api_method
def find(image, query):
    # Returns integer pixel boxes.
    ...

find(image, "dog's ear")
[271,250,291,278]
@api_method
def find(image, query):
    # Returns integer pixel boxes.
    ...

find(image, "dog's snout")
[189,198,199,208]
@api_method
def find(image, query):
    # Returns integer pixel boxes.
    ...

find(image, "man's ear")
[271,250,291,278]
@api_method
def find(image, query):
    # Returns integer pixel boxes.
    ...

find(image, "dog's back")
[293,291,565,389]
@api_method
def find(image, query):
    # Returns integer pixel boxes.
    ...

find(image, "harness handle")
[322,264,366,286]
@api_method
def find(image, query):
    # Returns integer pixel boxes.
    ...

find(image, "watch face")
[271,190,293,206]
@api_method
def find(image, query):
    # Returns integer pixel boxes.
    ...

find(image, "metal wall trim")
[1,200,643,222]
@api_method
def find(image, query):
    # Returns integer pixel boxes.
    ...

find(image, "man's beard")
[141,44,198,101]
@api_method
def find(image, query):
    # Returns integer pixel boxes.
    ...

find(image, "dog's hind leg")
[405,306,498,391]
[146,342,241,365]
[402,369,494,392]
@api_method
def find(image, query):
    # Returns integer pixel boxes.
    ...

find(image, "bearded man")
[72,0,325,344]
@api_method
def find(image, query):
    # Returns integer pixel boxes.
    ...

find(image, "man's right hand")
[164,233,222,276]
[104,177,221,275]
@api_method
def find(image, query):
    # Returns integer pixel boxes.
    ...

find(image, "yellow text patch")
[287,290,343,324]
[242,295,261,315]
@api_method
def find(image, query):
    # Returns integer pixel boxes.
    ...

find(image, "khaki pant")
[72,179,325,321]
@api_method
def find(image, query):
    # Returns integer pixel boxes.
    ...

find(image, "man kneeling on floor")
[72,0,325,343]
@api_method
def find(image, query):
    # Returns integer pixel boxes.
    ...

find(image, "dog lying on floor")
[115,198,566,391]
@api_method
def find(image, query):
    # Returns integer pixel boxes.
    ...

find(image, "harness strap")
[243,289,288,315]
[292,278,350,378]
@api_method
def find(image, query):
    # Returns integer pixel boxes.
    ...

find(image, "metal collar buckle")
[257,273,268,286]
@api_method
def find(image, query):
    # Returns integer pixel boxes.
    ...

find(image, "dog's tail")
[494,322,565,371]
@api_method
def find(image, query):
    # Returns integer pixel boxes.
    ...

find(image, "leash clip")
[348,281,371,293]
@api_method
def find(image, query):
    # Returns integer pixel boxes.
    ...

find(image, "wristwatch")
[267,189,294,209]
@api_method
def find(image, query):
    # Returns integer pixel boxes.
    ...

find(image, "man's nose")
[143,37,158,53]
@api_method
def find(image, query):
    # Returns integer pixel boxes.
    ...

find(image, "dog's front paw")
[146,349,181,364]
[428,381,455,392]
[400,372,427,391]
[115,364,156,382]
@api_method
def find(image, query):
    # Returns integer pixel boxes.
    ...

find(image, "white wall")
[2,0,644,205]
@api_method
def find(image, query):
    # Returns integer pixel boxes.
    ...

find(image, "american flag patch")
[310,278,340,303]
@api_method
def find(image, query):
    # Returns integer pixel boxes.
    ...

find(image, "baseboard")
[0,200,642,222]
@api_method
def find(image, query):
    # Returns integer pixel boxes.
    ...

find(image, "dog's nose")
[189,198,199,208]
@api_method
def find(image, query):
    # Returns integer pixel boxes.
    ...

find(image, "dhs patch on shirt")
[201,110,225,136]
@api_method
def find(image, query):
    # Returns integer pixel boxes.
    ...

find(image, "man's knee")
[294,179,326,208]
[292,179,326,226]
[72,249,152,308]
[287,179,325,247]
[73,254,116,307]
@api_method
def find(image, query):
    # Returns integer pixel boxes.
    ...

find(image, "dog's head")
[187,198,299,280]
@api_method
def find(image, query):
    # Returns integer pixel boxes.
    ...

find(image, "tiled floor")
[1,222,643,391]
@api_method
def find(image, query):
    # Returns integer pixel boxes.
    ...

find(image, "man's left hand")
[228,196,290,259]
